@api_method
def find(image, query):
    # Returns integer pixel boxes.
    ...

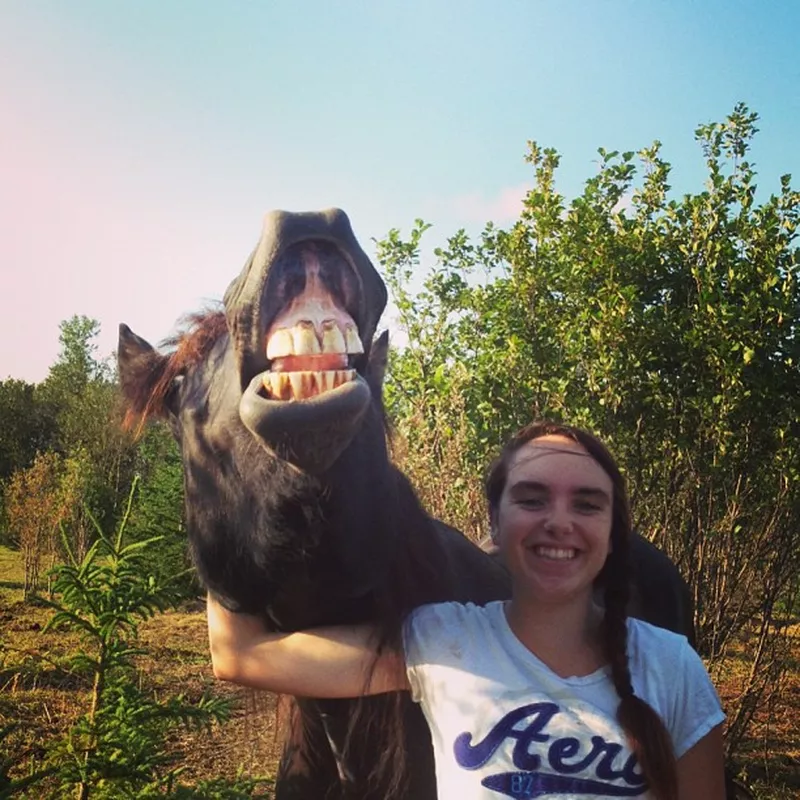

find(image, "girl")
[207,421,725,799]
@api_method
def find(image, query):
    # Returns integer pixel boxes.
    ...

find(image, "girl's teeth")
[534,546,576,560]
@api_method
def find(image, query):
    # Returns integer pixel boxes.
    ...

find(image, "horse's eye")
[164,374,185,415]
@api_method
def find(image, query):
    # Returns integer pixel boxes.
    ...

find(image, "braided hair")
[485,420,678,800]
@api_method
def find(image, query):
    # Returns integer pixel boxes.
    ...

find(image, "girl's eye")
[518,497,545,509]
[575,501,602,513]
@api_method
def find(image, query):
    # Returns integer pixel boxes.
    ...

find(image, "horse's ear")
[367,330,389,391]
[117,324,170,425]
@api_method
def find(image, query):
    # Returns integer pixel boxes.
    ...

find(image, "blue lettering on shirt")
[454,702,648,797]
[482,772,643,798]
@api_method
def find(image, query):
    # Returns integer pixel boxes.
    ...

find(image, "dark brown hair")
[485,420,678,800]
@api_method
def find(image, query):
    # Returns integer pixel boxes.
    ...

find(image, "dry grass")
[715,623,800,798]
[136,606,283,784]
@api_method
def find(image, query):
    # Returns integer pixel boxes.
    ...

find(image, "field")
[1,545,798,797]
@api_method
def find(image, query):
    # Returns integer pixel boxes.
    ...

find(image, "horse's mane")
[122,308,228,433]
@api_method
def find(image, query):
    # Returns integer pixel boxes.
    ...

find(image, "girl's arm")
[206,594,410,697]
[676,723,726,800]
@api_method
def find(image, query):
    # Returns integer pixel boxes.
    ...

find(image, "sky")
[2,0,799,382]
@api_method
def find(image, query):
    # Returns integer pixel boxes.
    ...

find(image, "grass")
[1,544,798,798]
[0,543,25,602]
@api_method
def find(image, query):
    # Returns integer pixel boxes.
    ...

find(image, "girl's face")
[493,434,614,609]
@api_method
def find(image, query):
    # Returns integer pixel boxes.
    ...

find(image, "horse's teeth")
[263,368,357,400]
[281,374,293,400]
[333,369,356,388]
[292,322,321,356]
[266,320,362,360]
[263,372,285,400]
[321,321,347,354]
[344,325,364,354]
[266,328,294,360]
[288,373,304,398]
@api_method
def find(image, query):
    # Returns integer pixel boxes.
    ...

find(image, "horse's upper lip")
[223,209,386,395]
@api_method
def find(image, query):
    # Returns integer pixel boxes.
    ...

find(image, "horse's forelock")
[161,308,228,361]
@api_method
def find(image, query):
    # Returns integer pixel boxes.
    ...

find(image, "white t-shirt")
[404,601,724,800]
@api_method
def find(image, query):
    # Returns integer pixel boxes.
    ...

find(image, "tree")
[127,424,192,598]
[40,316,120,464]
[36,316,139,560]
[378,104,800,763]
[44,316,107,396]
[0,379,57,482]
[4,451,67,598]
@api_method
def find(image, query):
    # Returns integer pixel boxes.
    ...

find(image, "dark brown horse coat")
[118,209,694,799]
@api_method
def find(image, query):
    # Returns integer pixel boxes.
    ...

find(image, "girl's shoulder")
[626,620,724,756]
[626,617,692,670]
[626,616,690,649]
[624,617,715,703]
[404,600,506,657]
[407,599,504,634]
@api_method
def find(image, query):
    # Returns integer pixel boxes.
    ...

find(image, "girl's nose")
[543,505,573,535]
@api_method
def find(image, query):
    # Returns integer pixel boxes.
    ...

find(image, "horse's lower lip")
[240,372,372,473]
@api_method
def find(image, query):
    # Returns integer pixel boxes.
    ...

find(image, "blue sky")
[2,0,798,382]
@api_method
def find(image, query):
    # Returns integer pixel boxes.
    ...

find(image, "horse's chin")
[239,373,372,473]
